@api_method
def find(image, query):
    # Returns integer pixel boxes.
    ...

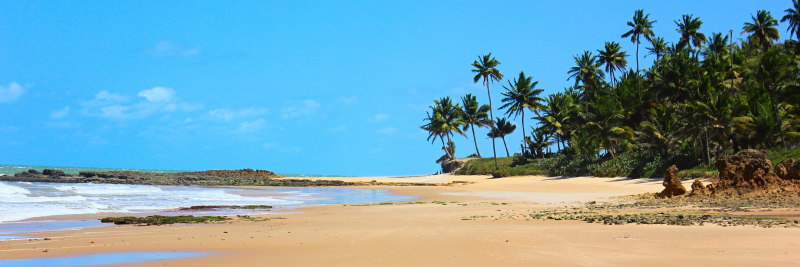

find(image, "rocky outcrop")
[43,169,66,177]
[659,165,686,198]
[714,149,778,188]
[441,158,475,174]
[689,179,708,196]
[777,158,800,180]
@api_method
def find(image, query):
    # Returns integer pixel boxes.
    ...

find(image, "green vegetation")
[423,4,800,177]
[100,215,229,225]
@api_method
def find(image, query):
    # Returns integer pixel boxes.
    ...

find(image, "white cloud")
[236,119,267,133]
[83,88,201,119]
[51,106,70,119]
[337,96,358,104]
[144,40,202,57]
[281,99,320,118]
[100,105,131,118]
[367,113,390,123]
[94,90,127,102]
[0,82,26,103]
[209,107,267,121]
[378,127,397,134]
[138,87,176,102]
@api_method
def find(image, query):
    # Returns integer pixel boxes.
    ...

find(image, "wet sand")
[1,174,799,266]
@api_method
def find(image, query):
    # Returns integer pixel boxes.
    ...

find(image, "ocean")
[0,164,353,177]
[0,164,414,224]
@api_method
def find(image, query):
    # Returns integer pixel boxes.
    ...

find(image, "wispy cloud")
[143,40,202,57]
[138,87,175,102]
[337,96,358,104]
[236,119,267,133]
[82,87,201,119]
[209,107,268,121]
[378,127,397,134]
[367,113,390,123]
[0,82,27,103]
[281,99,320,118]
[50,106,70,119]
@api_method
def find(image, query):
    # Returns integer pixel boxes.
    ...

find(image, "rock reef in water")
[1,168,465,187]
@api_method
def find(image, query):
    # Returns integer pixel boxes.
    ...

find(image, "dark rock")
[28,169,40,174]
[659,165,686,198]
[42,169,66,177]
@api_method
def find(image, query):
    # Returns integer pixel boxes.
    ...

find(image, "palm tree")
[755,47,796,148]
[646,36,668,63]
[526,127,554,159]
[534,91,580,150]
[597,41,629,87]
[421,97,466,161]
[567,51,604,113]
[500,71,544,156]
[622,9,656,111]
[488,117,516,157]
[472,53,504,169]
[782,0,800,41]
[743,10,780,49]
[675,14,707,77]
[460,94,491,158]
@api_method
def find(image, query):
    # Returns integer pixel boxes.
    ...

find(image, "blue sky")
[0,1,791,176]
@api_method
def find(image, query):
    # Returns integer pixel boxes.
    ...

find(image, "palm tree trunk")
[521,109,526,157]
[440,134,454,162]
[636,41,643,121]
[557,135,561,151]
[769,91,788,149]
[486,81,499,170]
[470,124,481,158]
[704,126,711,165]
[501,136,510,157]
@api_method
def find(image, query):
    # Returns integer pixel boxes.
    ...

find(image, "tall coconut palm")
[487,117,516,157]
[472,53,504,169]
[782,0,800,41]
[567,51,604,113]
[597,41,629,87]
[460,94,491,158]
[646,36,668,63]
[743,10,780,50]
[622,9,656,115]
[675,14,707,77]
[500,71,544,156]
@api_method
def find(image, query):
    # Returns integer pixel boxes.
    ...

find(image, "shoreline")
[2,175,800,266]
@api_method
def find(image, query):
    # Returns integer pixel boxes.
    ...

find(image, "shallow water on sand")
[0,252,208,266]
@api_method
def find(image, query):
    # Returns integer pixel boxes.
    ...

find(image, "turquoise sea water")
[0,164,352,177]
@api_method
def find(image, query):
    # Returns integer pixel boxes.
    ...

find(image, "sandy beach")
[1,174,799,266]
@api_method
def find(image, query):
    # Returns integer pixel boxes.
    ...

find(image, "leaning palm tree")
[567,51,604,113]
[500,71,544,156]
[487,117,516,157]
[472,53,504,169]
[622,9,656,110]
[743,10,780,50]
[421,97,466,161]
[646,36,668,63]
[460,94,491,158]
[782,0,800,41]
[597,41,629,87]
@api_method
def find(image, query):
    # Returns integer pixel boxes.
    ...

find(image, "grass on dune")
[455,157,547,177]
